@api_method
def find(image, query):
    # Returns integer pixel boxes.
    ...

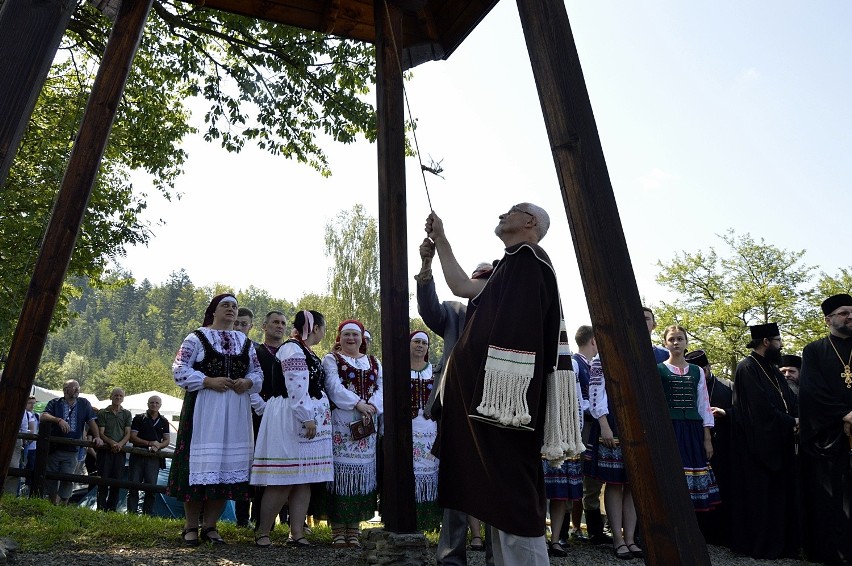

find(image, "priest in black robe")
[729,322,799,559]
[800,293,852,565]
[427,204,582,566]
[685,349,733,547]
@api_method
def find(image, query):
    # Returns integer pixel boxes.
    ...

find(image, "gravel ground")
[7,537,818,566]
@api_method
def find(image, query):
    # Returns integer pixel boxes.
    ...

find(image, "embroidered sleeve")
[697,366,714,427]
[368,358,384,415]
[588,356,610,420]
[244,339,263,395]
[278,343,312,423]
[172,333,206,392]
[321,354,361,410]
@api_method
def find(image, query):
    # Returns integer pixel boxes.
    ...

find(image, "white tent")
[31,384,101,407]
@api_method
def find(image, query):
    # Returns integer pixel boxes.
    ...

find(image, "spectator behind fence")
[97,387,132,511]
[3,397,35,495]
[127,395,170,515]
[40,380,103,504]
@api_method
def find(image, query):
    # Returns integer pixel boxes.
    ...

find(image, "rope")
[381,0,434,211]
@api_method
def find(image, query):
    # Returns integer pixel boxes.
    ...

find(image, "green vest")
[657,362,702,421]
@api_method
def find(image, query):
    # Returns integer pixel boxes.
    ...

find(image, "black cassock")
[800,334,852,566]
[696,373,733,547]
[729,352,799,559]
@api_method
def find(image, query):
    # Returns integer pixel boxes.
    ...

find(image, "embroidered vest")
[255,342,287,400]
[657,362,702,421]
[410,365,433,418]
[332,352,380,401]
[192,329,251,380]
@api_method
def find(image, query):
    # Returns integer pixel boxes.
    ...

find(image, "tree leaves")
[654,229,848,377]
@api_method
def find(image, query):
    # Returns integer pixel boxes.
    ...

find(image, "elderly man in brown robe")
[426,203,582,566]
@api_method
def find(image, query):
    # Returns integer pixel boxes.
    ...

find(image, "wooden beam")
[0,0,77,187]
[0,0,154,488]
[375,0,416,534]
[515,1,711,564]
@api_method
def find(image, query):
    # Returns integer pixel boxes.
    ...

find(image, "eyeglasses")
[506,207,535,218]
[234,321,252,328]
[769,337,783,343]
[827,310,852,319]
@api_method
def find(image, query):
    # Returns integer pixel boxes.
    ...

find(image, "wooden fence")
[5,421,174,498]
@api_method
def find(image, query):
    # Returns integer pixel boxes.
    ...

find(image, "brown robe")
[435,242,560,537]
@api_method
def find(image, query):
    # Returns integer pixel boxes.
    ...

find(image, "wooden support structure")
[0,0,154,488]
[516,0,711,563]
[375,0,417,534]
[0,0,77,186]
[0,0,709,554]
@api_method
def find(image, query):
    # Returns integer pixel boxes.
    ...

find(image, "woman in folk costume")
[169,293,263,546]
[658,325,721,511]
[251,310,342,548]
[583,353,641,560]
[409,330,442,531]
[320,319,382,548]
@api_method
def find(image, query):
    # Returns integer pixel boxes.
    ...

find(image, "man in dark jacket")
[416,236,493,566]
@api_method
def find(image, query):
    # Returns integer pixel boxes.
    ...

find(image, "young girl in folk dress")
[583,354,641,560]
[658,325,721,511]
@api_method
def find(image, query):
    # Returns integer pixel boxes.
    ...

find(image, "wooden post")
[0,0,77,186]
[29,424,52,498]
[516,1,711,564]
[0,0,153,488]
[375,0,416,534]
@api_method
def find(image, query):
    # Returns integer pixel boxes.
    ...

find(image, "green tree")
[87,342,180,399]
[1,2,378,355]
[654,230,815,377]
[34,361,66,391]
[58,351,92,389]
[323,205,382,356]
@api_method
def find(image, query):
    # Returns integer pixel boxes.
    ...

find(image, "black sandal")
[469,536,485,552]
[201,526,226,545]
[181,527,200,547]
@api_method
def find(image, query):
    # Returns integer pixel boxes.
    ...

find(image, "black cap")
[685,350,709,367]
[821,293,852,316]
[780,354,802,369]
[749,323,780,341]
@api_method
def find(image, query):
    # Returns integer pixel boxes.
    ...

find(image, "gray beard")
[833,324,852,338]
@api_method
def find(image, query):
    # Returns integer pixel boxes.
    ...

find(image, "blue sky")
[119,1,852,327]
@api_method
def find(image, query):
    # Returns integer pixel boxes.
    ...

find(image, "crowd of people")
[5,201,849,566]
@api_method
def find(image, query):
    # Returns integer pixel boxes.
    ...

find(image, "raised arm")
[425,211,486,299]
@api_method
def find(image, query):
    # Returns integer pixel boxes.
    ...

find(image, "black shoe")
[548,542,568,557]
[614,544,633,560]
[589,532,613,545]
[570,529,589,542]
[181,527,200,547]
[200,526,226,545]
[627,543,643,558]
[255,534,272,548]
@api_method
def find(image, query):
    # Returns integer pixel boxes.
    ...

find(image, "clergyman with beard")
[729,322,800,559]
[799,294,852,565]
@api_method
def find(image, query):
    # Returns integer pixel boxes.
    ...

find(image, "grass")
[0,496,441,552]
